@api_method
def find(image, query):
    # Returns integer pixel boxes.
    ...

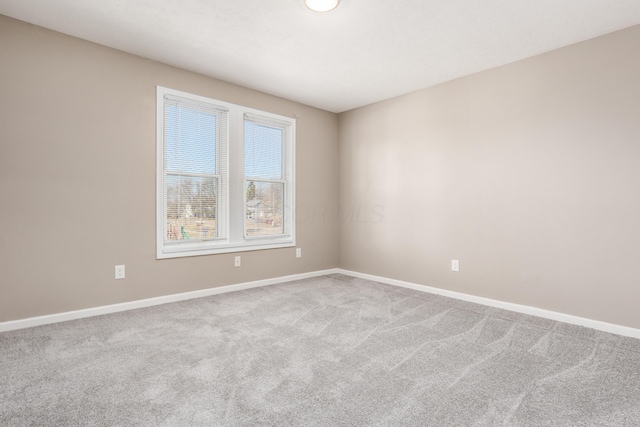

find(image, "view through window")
[245,118,286,237]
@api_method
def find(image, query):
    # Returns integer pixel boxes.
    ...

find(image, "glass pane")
[245,121,283,179]
[165,104,217,175]
[245,181,284,236]
[166,175,217,242]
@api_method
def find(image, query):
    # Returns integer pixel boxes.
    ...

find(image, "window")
[157,87,295,258]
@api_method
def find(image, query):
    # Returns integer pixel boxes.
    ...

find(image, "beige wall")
[3,13,640,331]
[0,16,339,322]
[339,25,640,329]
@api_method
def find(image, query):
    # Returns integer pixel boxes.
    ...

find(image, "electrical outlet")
[451,260,459,272]
[296,248,302,258]
[234,256,241,267]
[115,265,125,279]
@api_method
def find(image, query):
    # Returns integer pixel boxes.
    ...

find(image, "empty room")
[1,0,640,425]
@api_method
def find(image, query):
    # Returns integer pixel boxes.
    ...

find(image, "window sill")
[157,238,295,259]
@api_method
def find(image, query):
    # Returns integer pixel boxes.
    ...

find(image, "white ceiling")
[2,0,640,113]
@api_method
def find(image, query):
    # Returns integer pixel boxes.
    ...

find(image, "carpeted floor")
[1,274,640,426]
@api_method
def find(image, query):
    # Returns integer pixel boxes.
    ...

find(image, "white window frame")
[243,113,294,241]
[157,86,295,259]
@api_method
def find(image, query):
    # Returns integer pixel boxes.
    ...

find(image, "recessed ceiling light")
[305,0,340,13]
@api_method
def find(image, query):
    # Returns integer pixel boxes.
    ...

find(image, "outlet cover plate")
[115,265,125,279]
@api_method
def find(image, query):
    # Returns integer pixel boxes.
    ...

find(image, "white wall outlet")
[451,259,459,272]
[296,248,302,258]
[115,265,125,279]
[234,256,241,267]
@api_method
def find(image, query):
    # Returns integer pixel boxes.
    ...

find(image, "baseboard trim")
[4,267,639,340]
[337,268,640,340]
[0,268,339,333]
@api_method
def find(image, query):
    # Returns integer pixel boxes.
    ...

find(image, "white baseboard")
[0,268,339,333]
[337,268,640,340]
[3,267,639,340]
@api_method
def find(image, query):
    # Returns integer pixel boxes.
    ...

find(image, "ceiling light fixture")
[305,0,340,13]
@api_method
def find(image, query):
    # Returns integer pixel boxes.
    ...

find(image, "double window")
[156,87,295,259]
